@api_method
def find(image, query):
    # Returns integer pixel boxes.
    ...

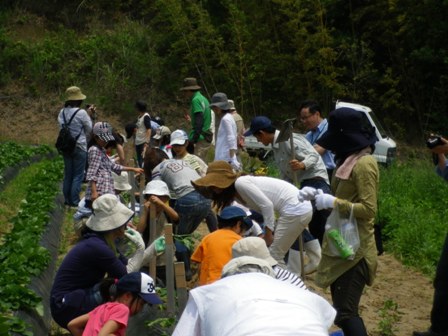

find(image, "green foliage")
[376,299,402,336]
[0,158,63,335]
[378,160,448,275]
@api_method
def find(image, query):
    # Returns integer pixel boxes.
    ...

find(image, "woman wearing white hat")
[50,194,145,330]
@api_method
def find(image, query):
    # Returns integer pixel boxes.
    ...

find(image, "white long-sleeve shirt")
[214,113,237,162]
[234,175,312,231]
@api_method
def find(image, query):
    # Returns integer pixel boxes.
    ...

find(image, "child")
[170,129,207,177]
[191,206,253,285]
[153,126,173,158]
[85,122,143,208]
[67,272,162,336]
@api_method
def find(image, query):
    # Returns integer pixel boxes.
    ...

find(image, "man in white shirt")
[210,92,240,171]
[172,256,336,336]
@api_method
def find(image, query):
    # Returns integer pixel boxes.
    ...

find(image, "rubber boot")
[339,316,368,336]
[286,249,302,277]
[304,239,321,274]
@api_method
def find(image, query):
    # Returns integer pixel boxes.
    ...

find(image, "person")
[228,99,245,154]
[50,194,145,329]
[58,86,93,207]
[305,107,379,336]
[210,92,240,171]
[245,115,329,274]
[179,77,213,160]
[170,129,218,232]
[299,100,336,180]
[232,236,306,289]
[191,206,253,286]
[112,171,132,203]
[412,142,448,336]
[105,130,126,165]
[134,100,160,167]
[67,272,162,336]
[192,161,313,274]
[172,256,336,336]
[84,122,144,209]
[152,125,173,158]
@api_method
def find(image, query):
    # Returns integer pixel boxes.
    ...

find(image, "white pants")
[269,211,313,268]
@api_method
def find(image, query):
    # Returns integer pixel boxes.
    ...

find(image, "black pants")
[431,233,448,333]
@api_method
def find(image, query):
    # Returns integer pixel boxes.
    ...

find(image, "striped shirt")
[274,265,307,289]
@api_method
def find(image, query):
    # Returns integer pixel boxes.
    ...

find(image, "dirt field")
[0,91,435,336]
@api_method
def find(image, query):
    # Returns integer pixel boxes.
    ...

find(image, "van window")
[369,111,388,138]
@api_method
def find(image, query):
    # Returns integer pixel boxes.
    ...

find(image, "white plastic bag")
[324,204,360,260]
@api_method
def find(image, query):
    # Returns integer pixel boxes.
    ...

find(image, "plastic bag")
[324,204,360,260]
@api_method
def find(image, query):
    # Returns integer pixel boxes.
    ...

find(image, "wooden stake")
[164,224,175,314]
[174,262,188,315]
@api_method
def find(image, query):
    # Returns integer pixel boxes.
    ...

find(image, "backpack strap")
[64,108,81,126]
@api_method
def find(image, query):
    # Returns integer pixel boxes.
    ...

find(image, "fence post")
[174,262,188,315]
[164,224,175,314]
[148,203,157,281]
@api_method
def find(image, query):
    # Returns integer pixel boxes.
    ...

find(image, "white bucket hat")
[221,256,275,278]
[143,180,170,198]
[232,237,277,267]
[112,172,132,191]
[86,194,134,232]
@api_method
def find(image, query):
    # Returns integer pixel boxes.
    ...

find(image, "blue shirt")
[57,107,92,152]
[305,119,336,170]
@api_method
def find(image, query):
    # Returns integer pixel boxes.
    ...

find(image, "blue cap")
[218,206,253,229]
[244,116,272,136]
[117,272,162,305]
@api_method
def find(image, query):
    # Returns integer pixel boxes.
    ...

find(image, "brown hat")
[191,161,238,190]
[65,86,86,101]
[180,77,201,91]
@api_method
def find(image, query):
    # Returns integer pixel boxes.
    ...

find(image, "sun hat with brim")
[316,107,378,153]
[65,86,86,101]
[93,122,115,143]
[232,237,277,267]
[153,126,171,140]
[86,194,134,232]
[112,172,132,191]
[170,129,189,146]
[143,180,170,198]
[228,99,236,111]
[117,272,163,305]
[244,116,273,136]
[191,161,238,190]
[179,77,201,91]
[221,256,275,278]
[218,206,253,229]
[210,92,231,110]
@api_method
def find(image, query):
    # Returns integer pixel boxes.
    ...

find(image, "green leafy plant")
[377,299,402,336]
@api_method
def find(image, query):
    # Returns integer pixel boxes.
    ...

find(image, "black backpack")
[55,108,82,155]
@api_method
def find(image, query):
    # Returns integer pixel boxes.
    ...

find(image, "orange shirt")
[191,229,242,285]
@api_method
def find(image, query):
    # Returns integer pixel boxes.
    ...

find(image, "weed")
[376,299,402,336]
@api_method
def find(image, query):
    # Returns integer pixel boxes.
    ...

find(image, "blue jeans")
[63,148,87,206]
[174,191,211,235]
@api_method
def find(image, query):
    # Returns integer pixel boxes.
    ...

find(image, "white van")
[335,101,397,165]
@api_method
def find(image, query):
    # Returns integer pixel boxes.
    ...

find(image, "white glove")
[125,228,145,273]
[298,186,318,202]
[230,157,242,172]
[315,189,336,210]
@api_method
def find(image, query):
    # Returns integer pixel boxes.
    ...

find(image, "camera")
[426,135,444,149]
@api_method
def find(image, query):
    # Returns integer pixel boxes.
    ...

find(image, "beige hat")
[153,126,171,140]
[179,77,201,91]
[112,172,132,191]
[86,194,134,232]
[232,237,277,267]
[228,99,236,111]
[221,256,275,278]
[143,180,170,198]
[65,86,86,101]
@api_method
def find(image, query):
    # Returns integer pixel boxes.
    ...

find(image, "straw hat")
[179,77,201,91]
[112,172,132,191]
[65,86,86,101]
[86,194,134,232]
[191,161,238,190]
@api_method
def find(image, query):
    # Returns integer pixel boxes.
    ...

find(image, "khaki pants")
[195,141,212,162]
[269,210,313,269]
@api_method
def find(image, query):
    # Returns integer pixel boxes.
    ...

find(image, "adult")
[413,141,448,336]
[179,77,213,160]
[210,92,240,171]
[245,116,329,273]
[307,107,379,336]
[58,86,92,207]
[192,161,313,272]
[299,100,336,180]
[172,256,336,336]
[134,100,160,167]
[50,195,144,329]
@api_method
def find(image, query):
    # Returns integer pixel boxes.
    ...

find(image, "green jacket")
[316,155,379,288]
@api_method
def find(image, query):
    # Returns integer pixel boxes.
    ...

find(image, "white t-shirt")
[172,272,336,336]
[234,176,312,231]
[214,113,237,162]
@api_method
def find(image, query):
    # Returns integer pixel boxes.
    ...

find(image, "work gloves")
[297,186,319,202]
[125,228,145,273]
[297,187,336,210]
